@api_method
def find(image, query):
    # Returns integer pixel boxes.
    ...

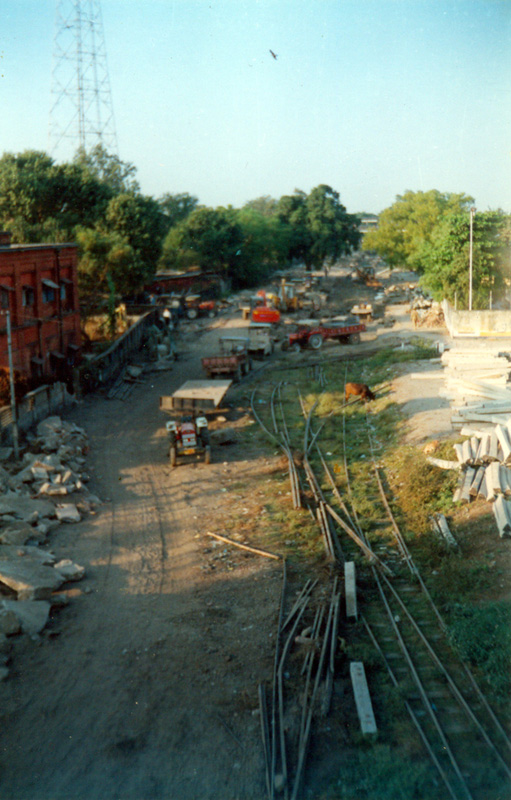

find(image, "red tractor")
[160,380,232,468]
[166,415,211,467]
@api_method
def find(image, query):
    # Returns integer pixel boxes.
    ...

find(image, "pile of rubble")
[410,294,445,328]
[428,421,511,538]
[0,415,96,679]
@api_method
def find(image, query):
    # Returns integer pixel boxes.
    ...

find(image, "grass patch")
[320,745,441,800]
[383,446,459,530]
[449,601,511,701]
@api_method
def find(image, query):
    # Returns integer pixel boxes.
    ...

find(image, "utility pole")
[3,310,19,460]
[468,207,476,311]
[49,0,118,161]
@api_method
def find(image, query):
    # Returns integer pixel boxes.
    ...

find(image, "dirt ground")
[0,267,464,800]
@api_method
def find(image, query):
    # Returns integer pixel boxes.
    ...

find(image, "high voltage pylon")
[49,0,118,160]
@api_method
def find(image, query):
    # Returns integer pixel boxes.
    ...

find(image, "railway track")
[250,378,511,800]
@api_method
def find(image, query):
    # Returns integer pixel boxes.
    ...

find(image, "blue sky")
[1,0,510,214]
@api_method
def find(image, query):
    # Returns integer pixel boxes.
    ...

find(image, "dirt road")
[0,270,452,800]
[0,322,282,800]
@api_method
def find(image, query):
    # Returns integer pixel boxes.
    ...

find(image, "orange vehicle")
[251,305,281,324]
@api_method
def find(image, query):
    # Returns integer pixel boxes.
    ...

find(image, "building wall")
[442,300,511,337]
[0,242,81,385]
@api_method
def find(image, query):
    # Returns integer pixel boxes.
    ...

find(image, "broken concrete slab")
[1,599,51,635]
[55,504,81,523]
[0,521,36,546]
[0,494,55,521]
[54,559,85,582]
[0,560,64,600]
[36,416,63,438]
[0,546,56,566]
[0,608,21,635]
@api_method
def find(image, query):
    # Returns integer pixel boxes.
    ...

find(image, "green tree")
[305,184,361,269]
[242,195,279,217]
[277,185,360,270]
[363,189,474,269]
[164,206,244,281]
[104,192,166,288]
[158,192,200,234]
[417,210,509,308]
[73,144,139,194]
[276,190,312,265]
[231,207,290,286]
[75,227,136,298]
[0,149,112,242]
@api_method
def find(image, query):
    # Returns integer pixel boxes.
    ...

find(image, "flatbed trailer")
[283,317,366,351]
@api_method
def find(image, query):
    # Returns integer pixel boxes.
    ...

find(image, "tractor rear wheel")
[204,445,211,465]
[169,446,177,467]
[349,332,361,344]
[308,334,323,349]
[289,342,301,354]
[186,308,198,319]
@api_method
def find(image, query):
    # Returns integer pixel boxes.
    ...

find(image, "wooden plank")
[344,561,357,619]
[160,380,232,412]
[350,662,377,734]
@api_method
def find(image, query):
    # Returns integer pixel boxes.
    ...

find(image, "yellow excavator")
[266,279,304,312]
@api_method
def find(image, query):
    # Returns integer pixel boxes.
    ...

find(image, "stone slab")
[55,504,81,523]
[0,560,63,600]
[0,494,55,521]
[350,661,377,734]
[0,522,36,546]
[1,599,51,635]
[345,561,357,619]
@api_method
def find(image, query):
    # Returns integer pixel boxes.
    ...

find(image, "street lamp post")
[469,207,476,310]
[4,308,19,460]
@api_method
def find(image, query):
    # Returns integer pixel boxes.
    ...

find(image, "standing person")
[162,308,177,360]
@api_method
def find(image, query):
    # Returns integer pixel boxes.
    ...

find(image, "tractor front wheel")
[186,308,198,320]
[308,334,323,349]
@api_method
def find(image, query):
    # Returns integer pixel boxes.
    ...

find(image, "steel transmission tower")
[49,0,118,160]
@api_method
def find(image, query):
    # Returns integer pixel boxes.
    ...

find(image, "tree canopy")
[0,147,363,300]
[362,190,474,269]
[277,185,361,270]
[416,210,509,308]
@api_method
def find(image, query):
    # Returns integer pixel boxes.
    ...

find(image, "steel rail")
[362,615,461,800]
[335,381,476,799]
[363,408,511,755]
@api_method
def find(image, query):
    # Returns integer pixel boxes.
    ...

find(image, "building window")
[0,289,9,310]
[42,279,59,304]
[22,286,35,307]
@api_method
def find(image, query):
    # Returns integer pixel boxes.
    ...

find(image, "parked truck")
[201,336,252,380]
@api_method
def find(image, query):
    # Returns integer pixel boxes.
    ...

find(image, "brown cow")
[345,382,375,403]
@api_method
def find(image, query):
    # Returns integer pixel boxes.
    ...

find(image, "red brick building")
[0,232,81,386]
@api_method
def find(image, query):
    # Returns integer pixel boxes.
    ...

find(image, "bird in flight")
[269,49,278,60]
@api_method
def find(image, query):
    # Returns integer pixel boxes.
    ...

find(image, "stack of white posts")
[440,348,511,427]
[452,422,511,537]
